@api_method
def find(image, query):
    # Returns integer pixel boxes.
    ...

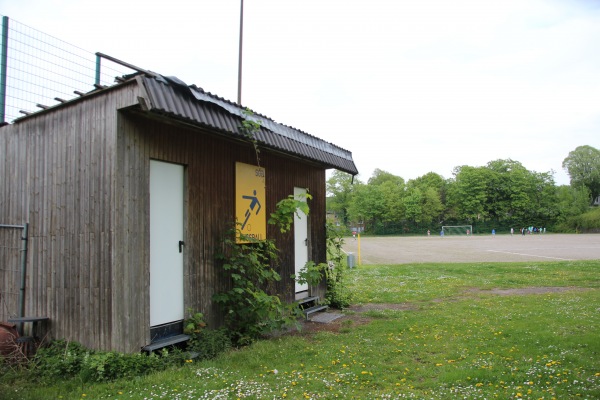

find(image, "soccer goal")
[442,225,473,236]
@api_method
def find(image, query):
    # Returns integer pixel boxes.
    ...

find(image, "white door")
[294,187,309,294]
[150,160,184,327]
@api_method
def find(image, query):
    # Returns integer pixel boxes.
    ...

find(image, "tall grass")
[2,261,599,399]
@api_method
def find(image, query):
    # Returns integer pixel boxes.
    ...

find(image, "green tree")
[403,188,423,225]
[347,182,386,231]
[446,165,490,222]
[421,187,444,225]
[368,168,405,187]
[368,169,405,225]
[379,180,405,223]
[407,172,445,225]
[326,171,356,226]
[554,185,591,224]
[562,145,600,204]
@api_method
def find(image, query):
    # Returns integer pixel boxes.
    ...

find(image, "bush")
[187,329,231,360]
[184,311,231,360]
[324,222,353,309]
[561,207,600,233]
[33,340,88,380]
[31,339,185,383]
[214,194,313,346]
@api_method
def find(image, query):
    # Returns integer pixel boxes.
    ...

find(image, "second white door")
[294,187,309,294]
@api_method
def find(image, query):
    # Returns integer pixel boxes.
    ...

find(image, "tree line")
[327,145,600,235]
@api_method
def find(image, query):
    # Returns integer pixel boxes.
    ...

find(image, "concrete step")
[303,304,329,320]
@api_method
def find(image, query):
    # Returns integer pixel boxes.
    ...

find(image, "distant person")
[466,229,470,236]
[492,229,496,237]
[510,227,514,236]
[352,230,357,240]
[440,230,444,237]
[427,230,431,237]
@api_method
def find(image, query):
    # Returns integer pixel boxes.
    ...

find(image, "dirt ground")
[342,233,600,264]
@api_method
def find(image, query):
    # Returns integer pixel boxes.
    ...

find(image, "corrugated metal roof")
[140,75,358,175]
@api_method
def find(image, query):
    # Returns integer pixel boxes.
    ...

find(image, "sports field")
[342,233,600,264]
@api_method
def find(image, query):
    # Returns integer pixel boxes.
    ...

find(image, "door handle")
[178,240,185,253]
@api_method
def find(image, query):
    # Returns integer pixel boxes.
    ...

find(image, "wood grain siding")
[0,82,139,351]
[1,80,329,353]
[117,114,327,338]
[0,228,22,322]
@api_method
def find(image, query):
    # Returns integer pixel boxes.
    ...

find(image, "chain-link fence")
[0,15,134,123]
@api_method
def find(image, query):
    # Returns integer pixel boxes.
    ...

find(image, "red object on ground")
[0,322,19,357]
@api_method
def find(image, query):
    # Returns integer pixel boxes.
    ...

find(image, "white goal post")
[441,225,473,235]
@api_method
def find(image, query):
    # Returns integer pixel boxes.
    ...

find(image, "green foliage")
[239,108,262,166]
[4,261,600,399]
[214,225,302,346]
[562,145,600,202]
[342,158,574,234]
[79,350,178,382]
[555,185,590,224]
[268,192,312,233]
[324,222,353,309]
[294,260,327,287]
[29,339,184,384]
[557,206,600,233]
[183,311,231,361]
[32,340,87,379]
[183,309,231,360]
[188,329,231,360]
[326,170,357,226]
[348,182,386,228]
[183,310,207,335]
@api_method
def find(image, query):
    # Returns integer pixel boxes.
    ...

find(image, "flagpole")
[237,0,244,105]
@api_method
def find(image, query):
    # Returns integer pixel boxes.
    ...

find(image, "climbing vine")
[239,108,262,167]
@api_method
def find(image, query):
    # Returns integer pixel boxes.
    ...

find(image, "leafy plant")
[184,309,231,360]
[184,310,207,335]
[268,192,312,233]
[32,340,88,380]
[239,108,262,166]
[324,221,353,309]
[27,340,184,384]
[214,228,301,346]
[294,260,327,287]
[213,190,320,345]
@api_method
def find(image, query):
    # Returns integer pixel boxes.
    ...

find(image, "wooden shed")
[0,71,358,353]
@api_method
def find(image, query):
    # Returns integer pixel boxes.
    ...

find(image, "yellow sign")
[235,162,266,242]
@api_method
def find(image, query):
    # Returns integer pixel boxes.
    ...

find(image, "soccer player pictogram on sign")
[241,190,261,230]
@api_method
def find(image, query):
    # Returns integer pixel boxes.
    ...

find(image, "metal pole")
[95,53,101,86]
[19,223,29,321]
[0,16,9,123]
[237,0,244,105]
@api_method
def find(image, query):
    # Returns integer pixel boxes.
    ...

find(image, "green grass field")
[2,260,599,399]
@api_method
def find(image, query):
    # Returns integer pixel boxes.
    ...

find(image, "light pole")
[237,0,244,105]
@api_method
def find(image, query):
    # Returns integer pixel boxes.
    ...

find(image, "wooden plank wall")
[0,228,22,322]
[115,113,327,352]
[0,82,140,351]
[1,82,328,353]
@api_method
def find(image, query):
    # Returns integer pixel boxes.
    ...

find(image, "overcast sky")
[3,0,600,185]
